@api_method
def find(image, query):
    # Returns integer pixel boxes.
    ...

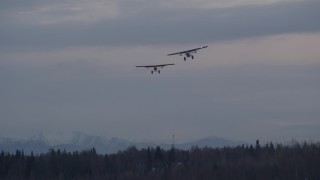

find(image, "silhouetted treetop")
[0,141,319,180]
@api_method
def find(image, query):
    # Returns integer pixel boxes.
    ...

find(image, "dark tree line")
[0,140,319,180]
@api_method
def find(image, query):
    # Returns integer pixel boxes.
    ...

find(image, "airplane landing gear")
[184,57,186,61]
[191,55,194,59]
[151,71,154,74]
[158,70,160,74]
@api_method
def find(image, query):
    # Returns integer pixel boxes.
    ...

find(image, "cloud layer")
[0,0,319,143]
[1,0,319,50]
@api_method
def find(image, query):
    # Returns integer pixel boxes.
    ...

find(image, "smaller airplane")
[136,63,175,74]
[167,46,208,61]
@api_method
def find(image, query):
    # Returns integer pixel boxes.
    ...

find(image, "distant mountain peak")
[0,133,245,154]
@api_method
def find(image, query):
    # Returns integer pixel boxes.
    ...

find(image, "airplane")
[136,63,175,74]
[167,46,208,61]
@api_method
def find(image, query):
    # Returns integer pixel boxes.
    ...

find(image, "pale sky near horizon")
[1,0,320,143]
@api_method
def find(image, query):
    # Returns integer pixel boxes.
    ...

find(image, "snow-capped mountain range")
[0,132,245,154]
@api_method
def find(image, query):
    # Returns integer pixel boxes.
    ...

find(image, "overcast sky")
[1,0,319,143]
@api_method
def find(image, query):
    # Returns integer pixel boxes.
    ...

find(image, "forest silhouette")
[0,140,319,180]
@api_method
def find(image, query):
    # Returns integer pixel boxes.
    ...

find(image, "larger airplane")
[167,46,208,61]
[136,63,175,74]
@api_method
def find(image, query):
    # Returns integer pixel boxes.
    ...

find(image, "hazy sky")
[1,0,320,143]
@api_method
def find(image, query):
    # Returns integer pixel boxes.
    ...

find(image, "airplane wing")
[136,63,175,68]
[167,46,208,56]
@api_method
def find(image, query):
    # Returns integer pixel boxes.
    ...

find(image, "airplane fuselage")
[168,46,207,61]
[136,63,174,74]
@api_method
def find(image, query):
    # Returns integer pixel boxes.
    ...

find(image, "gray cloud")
[0,0,49,9]
[1,0,319,143]
[1,62,319,142]
[0,0,320,50]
